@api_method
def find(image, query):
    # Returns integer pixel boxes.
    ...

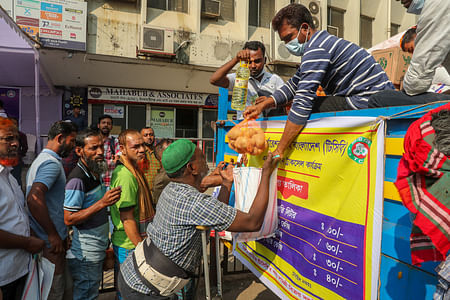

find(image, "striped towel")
[395,103,450,266]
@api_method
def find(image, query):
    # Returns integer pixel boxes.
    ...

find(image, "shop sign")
[151,109,174,138]
[88,86,218,107]
[13,0,87,51]
[62,87,87,128]
[104,104,124,119]
[0,0,14,17]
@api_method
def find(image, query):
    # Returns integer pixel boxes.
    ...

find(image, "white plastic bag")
[21,255,55,300]
[232,166,278,242]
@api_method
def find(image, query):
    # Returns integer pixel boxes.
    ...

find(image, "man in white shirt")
[369,0,450,107]
[0,117,45,300]
[210,41,285,119]
[400,0,450,95]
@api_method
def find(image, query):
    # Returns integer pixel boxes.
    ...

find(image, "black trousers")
[368,90,450,108]
[0,274,27,300]
[311,96,354,112]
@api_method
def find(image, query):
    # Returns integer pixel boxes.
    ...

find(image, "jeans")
[0,274,27,300]
[117,271,178,300]
[113,245,135,300]
[368,90,450,108]
[67,258,103,300]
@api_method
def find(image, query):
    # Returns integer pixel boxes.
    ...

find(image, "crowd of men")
[0,1,449,300]
[0,112,279,300]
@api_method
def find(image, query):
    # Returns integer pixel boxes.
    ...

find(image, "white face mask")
[407,0,425,15]
[284,27,309,56]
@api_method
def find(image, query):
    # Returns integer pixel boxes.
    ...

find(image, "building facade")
[1,0,416,161]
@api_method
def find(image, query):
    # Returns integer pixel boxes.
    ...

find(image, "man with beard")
[0,117,45,300]
[118,140,279,299]
[110,129,155,299]
[140,127,160,192]
[26,121,77,300]
[210,41,285,119]
[98,115,119,188]
[63,130,122,300]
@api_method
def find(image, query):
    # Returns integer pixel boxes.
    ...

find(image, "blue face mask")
[285,28,309,56]
[407,0,425,15]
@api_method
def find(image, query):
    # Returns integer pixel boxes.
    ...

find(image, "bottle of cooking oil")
[231,61,250,111]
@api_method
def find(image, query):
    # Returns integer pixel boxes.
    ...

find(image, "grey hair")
[431,110,450,156]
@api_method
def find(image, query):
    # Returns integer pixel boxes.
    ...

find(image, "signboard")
[88,86,217,107]
[151,108,174,138]
[14,0,87,51]
[234,117,385,300]
[0,87,20,119]
[0,0,14,17]
[62,87,87,128]
[104,104,124,119]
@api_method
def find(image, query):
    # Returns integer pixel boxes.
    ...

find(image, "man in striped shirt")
[244,3,394,158]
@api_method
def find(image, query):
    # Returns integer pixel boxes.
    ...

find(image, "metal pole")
[215,231,222,298]
[198,227,210,300]
[34,50,41,153]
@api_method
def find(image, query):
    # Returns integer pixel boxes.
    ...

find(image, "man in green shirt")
[110,129,154,299]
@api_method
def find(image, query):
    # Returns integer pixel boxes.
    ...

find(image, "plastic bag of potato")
[227,119,268,155]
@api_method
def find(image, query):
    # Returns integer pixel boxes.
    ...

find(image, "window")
[91,104,146,135]
[220,0,234,22]
[327,7,344,38]
[148,0,188,13]
[248,0,275,28]
[175,108,198,138]
[360,15,373,49]
[391,23,400,37]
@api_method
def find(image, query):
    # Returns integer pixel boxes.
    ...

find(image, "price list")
[260,200,365,299]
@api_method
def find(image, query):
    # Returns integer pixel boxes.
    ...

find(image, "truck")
[215,86,446,299]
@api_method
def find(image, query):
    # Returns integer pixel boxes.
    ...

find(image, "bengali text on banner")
[233,117,385,300]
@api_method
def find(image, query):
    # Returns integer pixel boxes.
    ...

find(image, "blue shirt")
[272,30,395,125]
[66,115,87,131]
[26,149,68,244]
[64,161,109,262]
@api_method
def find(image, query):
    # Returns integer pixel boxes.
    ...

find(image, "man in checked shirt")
[97,114,120,188]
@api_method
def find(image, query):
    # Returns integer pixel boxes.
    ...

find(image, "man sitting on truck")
[244,3,394,159]
[368,0,450,107]
[400,26,450,94]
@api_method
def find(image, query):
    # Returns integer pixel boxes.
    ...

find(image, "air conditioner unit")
[269,25,301,66]
[201,0,221,18]
[327,25,339,37]
[139,25,175,56]
[299,0,321,30]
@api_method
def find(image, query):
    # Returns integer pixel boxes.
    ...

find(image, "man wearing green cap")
[117,139,279,299]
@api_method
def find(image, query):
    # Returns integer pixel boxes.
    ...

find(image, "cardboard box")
[372,47,412,85]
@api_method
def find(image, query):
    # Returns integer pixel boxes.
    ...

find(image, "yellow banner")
[233,117,385,300]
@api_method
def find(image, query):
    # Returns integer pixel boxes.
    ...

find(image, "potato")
[253,133,266,149]
[227,126,241,140]
[235,136,248,153]
[229,141,236,151]
[246,138,255,153]
[228,123,267,155]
